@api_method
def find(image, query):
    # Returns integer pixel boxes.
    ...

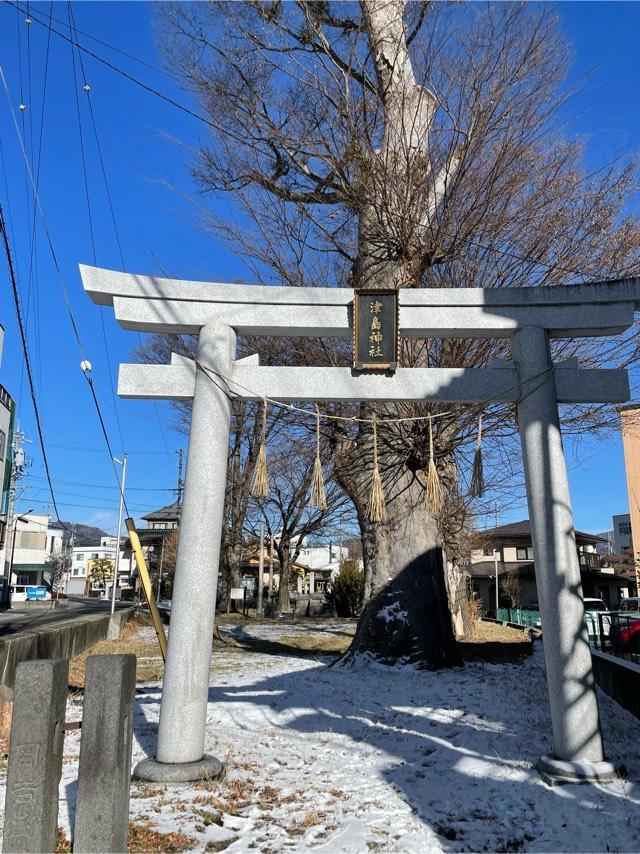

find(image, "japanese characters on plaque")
[353,289,399,372]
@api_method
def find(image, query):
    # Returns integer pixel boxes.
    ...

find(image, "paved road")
[0,598,132,638]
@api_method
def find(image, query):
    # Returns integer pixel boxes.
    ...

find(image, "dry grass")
[68,616,165,687]
[55,828,71,853]
[276,632,354,654]
[128,821,196,852]
[461,620,529,644]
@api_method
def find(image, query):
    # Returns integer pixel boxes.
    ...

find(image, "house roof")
[469,561,536,579]
[480,519,604,546]
[581,568,633,585]
[141,501,181,522]
[469,562,631,586]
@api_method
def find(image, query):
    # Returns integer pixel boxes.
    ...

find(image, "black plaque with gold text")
[353,289,398,372]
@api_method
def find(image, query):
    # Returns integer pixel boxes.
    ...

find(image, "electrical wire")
[6,1,219,134]
[0,65,131,516]
[0,203,69,528]
[66,4,171,456]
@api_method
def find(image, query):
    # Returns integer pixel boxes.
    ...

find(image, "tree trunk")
[277,549,293,614]
[338,463,461,668]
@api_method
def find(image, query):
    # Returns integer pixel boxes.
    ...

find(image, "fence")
[496,607,541,629]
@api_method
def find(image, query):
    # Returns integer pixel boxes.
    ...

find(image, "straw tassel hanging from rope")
[469,414,484,498]
[309,405,327,510]
[426,415,444,512]
[368,415,387,523]
[251,397,270,498]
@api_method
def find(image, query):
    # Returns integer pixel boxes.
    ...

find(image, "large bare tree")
[158,1,640,667]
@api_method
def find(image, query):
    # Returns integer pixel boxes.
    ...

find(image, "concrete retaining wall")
[0,607,136,700]
[591,648,640,721]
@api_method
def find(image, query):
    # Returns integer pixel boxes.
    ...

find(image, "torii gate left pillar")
[135,323,235,782]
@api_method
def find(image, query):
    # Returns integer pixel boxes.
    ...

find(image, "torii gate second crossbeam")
[81,264,640,786]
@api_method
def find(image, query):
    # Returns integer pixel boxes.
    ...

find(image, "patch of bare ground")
[459,619,533,662]
[68,615,165,687]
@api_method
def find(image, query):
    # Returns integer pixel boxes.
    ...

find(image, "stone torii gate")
[81,265,640,785]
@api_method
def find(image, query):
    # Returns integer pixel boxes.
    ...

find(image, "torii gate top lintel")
[80,264,640,340]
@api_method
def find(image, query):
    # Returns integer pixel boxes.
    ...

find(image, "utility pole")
[176,448,184,505]
[494,502,500,616]
[2,428,27,606]
[257,522,264,615]
[111,454,127,616]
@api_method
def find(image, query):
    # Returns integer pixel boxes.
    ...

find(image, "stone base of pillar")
[538,754,622,786]
[133,754,225,784]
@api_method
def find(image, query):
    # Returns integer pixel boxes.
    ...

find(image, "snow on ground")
[2,619,640,853]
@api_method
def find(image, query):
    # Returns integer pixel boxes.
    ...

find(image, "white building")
[6,514,63,587]
[66,536,133,597]
[296,543,350,594]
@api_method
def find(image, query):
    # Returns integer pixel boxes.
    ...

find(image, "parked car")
[583,598,610,641]
[609,613,640,653]
[10,585,51,602]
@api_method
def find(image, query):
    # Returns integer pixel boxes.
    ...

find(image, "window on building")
[516,547,534,560]
[91,553,99,560]
[618,522,632,536]
[73,567,79,576]
[76,554,83,561]
[482,547,494,556]
[153,523,167,530]
[16,531,46,550]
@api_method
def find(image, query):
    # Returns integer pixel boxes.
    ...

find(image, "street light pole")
[257,522,264,615]
[8,510,33,608]
[111,454,127,616]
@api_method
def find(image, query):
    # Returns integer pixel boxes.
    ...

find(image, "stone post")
[513,326,617,783]
[134,323,235,782]
[73,655,136,853]
[3,659,68,854]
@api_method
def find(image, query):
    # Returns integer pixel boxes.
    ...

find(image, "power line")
[0,203,68,527]
[0,64,131,516]
[7,1,218,133]
[66,4,126,452]
[27,475,175,492]
[65,4,171,456]
[12,0,165,76]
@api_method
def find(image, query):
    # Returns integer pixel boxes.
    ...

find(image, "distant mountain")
[58,522,111,548]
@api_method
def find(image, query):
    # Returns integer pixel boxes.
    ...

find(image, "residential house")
[469,519,635,612]
[296,543,349,594]
[8,514,63,587]
[126,501,181,598]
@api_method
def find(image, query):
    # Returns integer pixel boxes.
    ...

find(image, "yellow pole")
[126,518,167,661]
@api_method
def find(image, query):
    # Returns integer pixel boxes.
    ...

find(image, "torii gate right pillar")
[513,327,616,783]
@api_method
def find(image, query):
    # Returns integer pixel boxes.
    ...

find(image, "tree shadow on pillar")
[338,548,462,669]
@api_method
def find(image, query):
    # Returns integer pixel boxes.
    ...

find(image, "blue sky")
[0,1,639,536]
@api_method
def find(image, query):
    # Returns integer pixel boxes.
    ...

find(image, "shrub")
[332,561,364,617]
